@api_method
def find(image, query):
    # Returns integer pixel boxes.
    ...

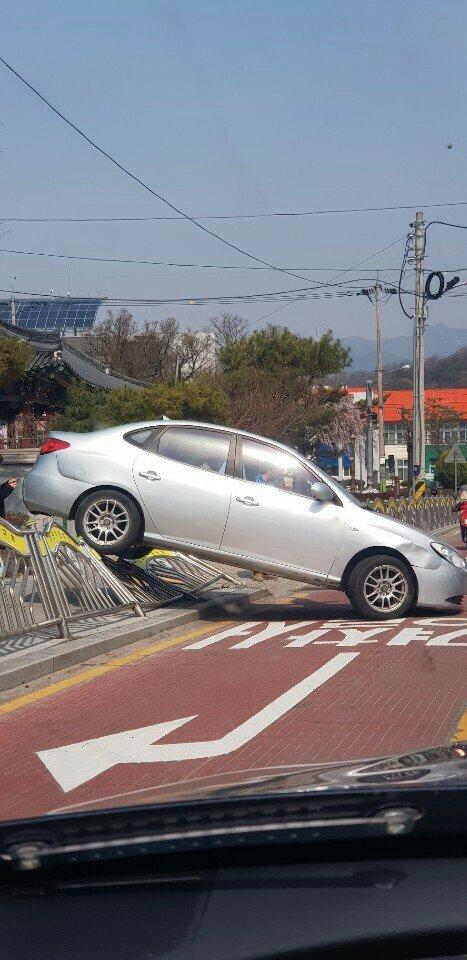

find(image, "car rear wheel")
[347,554,415,620]
[75,489,142,556]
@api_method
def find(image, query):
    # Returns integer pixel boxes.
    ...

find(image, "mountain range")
[342,323,467,370]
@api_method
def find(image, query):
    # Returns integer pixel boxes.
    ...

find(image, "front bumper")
[416,557,467,610]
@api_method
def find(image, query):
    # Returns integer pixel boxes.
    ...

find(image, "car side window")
[240,438,318,499]
[124,428,157,448]
[155,427,232,475]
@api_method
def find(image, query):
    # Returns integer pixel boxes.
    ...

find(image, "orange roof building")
[346,387,467,423]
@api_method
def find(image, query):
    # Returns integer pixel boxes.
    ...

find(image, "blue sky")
[2,0,467,342]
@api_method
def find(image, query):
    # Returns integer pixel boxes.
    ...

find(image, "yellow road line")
[452,709,467,741]
[0,619,231,719]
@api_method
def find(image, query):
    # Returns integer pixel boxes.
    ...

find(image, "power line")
[0,274,394,301]
[0,285,374,307]
[0,55,316,286]
[249,237,404,328]
[0,245,407,273]
[3,200,467,222]
[398,234,413,320]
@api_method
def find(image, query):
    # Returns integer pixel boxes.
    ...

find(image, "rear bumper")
[23,465,87,519]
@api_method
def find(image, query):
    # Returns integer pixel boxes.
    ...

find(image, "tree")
[52,382,104,432]
[97,376,230,427]
[91,309,137,377]
[399,398,459,454]
[132,317,179,381]
[318,395,363,454]
[218,325,351,453]
[219,325,349,381]
[177,329,213,381]
[0,339,33,390]
[225,367,310,443]
[434,458,467,489]
[84,311,213,382]
[54,375,229,432]
[209,313,250,353]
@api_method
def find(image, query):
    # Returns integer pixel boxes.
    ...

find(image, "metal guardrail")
[0,520,144,643]
[0,520,242,642]
[105,549,241,610]
[366,495,456,531]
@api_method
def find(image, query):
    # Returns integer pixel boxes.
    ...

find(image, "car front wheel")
[75,489,142,555]
[347,554,415,620]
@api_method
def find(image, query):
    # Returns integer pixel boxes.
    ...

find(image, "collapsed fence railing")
[365,495,455,531]
[0,520,144,643]
[104,549,241,609]
[0,519,243,643]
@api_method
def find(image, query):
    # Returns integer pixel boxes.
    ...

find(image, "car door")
[132,425,234,548]
[220,436,345,578]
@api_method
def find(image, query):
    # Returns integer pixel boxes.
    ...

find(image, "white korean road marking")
[232,621,315,649]
[186,616,467,651]
[386,626,433,645]
[185,621,260,649]
[37,652,358,793]
[287,626,386,647]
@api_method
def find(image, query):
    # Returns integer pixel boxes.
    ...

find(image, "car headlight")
[431,541,467,571]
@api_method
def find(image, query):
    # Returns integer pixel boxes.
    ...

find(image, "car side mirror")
[309,481,334,503]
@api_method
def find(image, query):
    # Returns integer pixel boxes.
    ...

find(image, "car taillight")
[39,437,71,455]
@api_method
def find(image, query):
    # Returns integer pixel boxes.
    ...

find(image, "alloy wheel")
[82,498,130,546]
[362,563,409,614]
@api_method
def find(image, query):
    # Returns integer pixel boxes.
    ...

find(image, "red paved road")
[0,584,466,822]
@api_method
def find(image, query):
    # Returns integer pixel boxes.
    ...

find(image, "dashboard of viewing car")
[2,849,466,960]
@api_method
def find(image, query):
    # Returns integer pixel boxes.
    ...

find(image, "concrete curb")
[0,588,271,694]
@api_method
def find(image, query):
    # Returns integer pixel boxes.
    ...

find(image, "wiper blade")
[3,806,421,872]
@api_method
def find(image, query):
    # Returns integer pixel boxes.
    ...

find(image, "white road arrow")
[37,652,358,792]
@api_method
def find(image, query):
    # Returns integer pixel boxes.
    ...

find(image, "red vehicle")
[453,489,467,546]
[460,503,467,545]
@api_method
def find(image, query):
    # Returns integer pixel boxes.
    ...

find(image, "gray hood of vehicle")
[350,504,444,568]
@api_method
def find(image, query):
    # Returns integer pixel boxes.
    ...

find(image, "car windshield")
[0,0,466,847]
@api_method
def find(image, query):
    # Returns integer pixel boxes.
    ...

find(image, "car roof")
[119,419,298,453]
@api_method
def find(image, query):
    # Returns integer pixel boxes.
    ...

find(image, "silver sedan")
[24,420,467,620]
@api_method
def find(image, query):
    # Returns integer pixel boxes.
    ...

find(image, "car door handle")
[236,495,259,506]
[138,470,161,481]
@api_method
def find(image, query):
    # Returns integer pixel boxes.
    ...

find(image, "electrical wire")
[0,245,407,274]
[0,284,398,308]
[4,201,467,222]
[0,276,395,303]
[425,220,467,232]
[398,235,413,319]
[0,54,319,287]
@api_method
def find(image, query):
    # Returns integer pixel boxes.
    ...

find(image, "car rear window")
[124,428,157,448]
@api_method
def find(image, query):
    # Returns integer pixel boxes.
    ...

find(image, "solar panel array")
[0,298,104,331]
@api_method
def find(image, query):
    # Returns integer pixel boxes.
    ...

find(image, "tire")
[75,488,142,556]
[347,554,415,621]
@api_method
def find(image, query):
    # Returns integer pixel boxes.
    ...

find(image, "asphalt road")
[0,567,465,822]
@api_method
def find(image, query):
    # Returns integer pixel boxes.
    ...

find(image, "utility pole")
[375,279,385,490]
[412,211,426,493]
[365,379,374,485]
[10,277,16,326]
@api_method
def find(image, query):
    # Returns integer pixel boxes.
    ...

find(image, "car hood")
[354,504,437,549]
[52,743,466,815]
